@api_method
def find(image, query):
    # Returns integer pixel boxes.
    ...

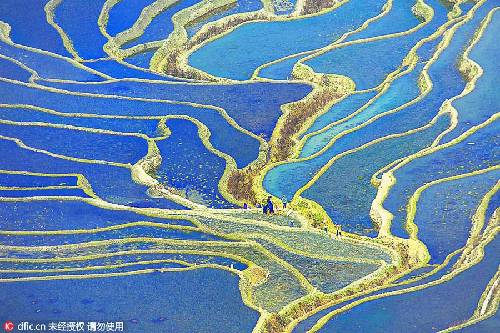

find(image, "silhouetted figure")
[267,196,274,214]
[281,195,288,209]
[243,203,248,209]
[336,226,342,238]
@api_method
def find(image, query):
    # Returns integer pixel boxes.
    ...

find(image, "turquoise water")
[258,0,421,81]
[189,0,386,80]
[265,0,495,204]
[264,0,469,199]
[305,0,449,90]
[0,269,260,333]
[441,10,500,143]
[301,114,450,236]
[344,0,421,41]
[293,248,465,332]
[258,53,309,80]
[0,0,498,330]
[302,91,378,135]
[300,64,423,157]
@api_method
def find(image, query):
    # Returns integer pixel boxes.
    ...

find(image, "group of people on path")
[243,196,288,215]
[242,196,343,238]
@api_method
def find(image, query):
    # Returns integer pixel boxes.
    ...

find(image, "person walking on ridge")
[267,196,274,214]
[281,195,288,209]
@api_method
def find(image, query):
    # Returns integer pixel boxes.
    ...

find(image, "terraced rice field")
[0,1,498,332]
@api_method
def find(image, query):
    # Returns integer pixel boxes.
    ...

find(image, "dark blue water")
[0,80,262,168]
[293,249,466,332]
[0,122,148,164]
[0,173,78,187]
[0,139,186,209]
[0,106,162,137]
[315,236,500,332]
[389,119,500,239]
[0,188,88,198]
[0,225,222,246]
[1,253,247,272]
[107,0,157,36]
[124,51,156,69]
[54,0,108,59]
[0,41,104,81]
[459,310,500,332]
[0,269,260,333]
[0,57,32,81]
[302,113,450,236]
[412,169,500,264]
[0,0,72,57]
[82,59,176,80]
[156,118,234,208]
[0,199,192,231]
[41,80,312,140]
[124,0,202,48]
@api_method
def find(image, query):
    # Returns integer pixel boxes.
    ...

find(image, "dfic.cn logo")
[3,321,14,332]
